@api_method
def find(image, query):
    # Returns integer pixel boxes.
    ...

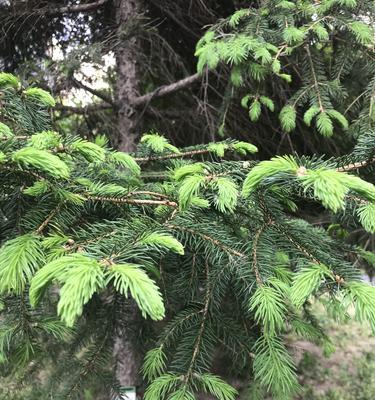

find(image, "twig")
[86,195,177,207]
[135,148,210,162]
[166,224,245,257]
[36,203,64,234]
[251,223,269,285]
[336,158,375,172]
[54,103,113,114]
[0,135,28,140]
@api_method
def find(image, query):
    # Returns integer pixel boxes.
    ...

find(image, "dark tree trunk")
[114,0,143,152]
[113,0,145,393]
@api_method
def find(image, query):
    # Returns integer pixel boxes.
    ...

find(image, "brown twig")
[251,223,271,285]
[36,203,64,234]
[135,148,210,162]
[86,195,177,207]
[336,157,375,172]
[0,165,44,180]
[0,135,28,140]
[166,224,245,257]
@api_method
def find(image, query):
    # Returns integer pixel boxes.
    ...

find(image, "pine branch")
[251,223,270,285]
[305,45,324,111]
[0,165,44,180]
[165,224,245,257]
[65,331,110,399]
[55,72,201,116]
[35,203,64,234]
[184,262,211,382]
[274,224,345,283]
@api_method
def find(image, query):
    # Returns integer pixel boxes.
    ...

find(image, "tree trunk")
[113,0,145,393]
[113,299,144,390]
[114,0,143,152]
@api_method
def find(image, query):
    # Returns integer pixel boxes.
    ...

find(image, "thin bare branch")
[71,77,115,106]
[336,158,375,172]
[3,0,108,17]
[131,73,201,106]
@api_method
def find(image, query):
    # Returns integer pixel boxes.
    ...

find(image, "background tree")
[0,0,374,399]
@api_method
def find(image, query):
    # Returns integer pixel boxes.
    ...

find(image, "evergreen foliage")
[0,0,375,400]
[0,70,374,400]
[195,0,375,143]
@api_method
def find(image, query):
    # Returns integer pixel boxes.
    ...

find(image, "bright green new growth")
[173,163,205,181]
[344,282,375,333]
[0,72,20,89]
[142,347,167,380]
[144,372,237,400]
[232,141,258,155]
[12,147,70,178]
[208,142,228,157]
[23,87,56,107]
[106,263,165,320]
[211,177,238,213]
[291,264,333,308]
[242,155,299,197]
[197,374,238,400]
[357,203,375,233]
[299,169,375,213]
[141,132,180,154]
[249,283,287,335]
[141,232,185,255]
[0,122,13,138]
[0,234,44,295]
[57,257,105,327]
[28,131,60,149]
[279,105,297,133]
[109,151,141,175]
[178,173,206,209]
[70,138,106,162]
[253,335,299,398]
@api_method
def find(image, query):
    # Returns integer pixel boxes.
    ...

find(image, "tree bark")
[114,0,143,152]
[113,299,144,391]
[113,0,145,393]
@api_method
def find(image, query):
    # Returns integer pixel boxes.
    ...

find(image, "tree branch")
[4,0,109,16]
[54,72,201,116]
[71,77,115,106]
[54,103,113,115]
[52,0,108,14]
[131,73,201,106]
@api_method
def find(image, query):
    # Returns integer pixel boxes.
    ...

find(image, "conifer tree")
[1,1,375,399]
